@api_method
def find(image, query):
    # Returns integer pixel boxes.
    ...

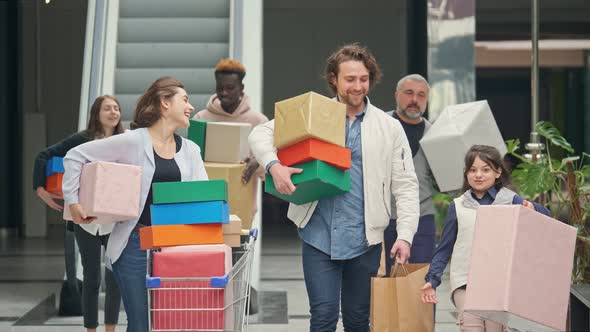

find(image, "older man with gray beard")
[384,74,436,274]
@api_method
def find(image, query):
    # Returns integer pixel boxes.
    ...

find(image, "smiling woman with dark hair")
[33,95,124,332]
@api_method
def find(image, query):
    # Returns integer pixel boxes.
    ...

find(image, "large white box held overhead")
[419,100,507,192]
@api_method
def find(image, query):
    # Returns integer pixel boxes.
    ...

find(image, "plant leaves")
[536,121,574,154]
[505,139,521,155]
[511,161,556,199]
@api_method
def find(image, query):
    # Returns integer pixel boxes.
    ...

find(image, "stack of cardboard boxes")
[139,180,230,249]
[266,91,351,205]
[188,119,256,230]
[140,179,237,330]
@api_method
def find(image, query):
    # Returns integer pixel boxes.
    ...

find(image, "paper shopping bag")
[370,264,434,332]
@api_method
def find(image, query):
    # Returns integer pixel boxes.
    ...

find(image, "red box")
[151,251,226,330]
[277,138,351,170]
[45,173,63,196]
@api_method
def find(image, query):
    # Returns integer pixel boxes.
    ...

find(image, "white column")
[238,0,264,297]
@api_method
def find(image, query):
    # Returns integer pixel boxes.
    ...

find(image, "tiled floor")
[0,221,460,331]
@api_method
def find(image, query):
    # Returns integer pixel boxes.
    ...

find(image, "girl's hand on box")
[522,200,535,210]
[421,282,438,304]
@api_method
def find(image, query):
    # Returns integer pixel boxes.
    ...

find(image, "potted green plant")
[506,121,590,283]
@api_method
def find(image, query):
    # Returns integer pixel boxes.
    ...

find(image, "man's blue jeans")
[112,230,148,332]
[302,242,382,332]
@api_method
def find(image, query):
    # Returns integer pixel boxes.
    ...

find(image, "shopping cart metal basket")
[146,228,258,332]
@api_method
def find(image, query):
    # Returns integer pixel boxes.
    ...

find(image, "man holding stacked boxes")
[190,58,269,231]
[249,43,420,331]
[139,179,233,331]
[265,92,352,205]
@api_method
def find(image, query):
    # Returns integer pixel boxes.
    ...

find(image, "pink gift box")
[464,205,577,331]
[160,244,235,329]
[161,244,232,274]
[63,161,142,223]
[151,250,228,331]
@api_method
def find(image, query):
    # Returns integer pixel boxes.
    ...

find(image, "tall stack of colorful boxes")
[140,179,234,331]
[188,119,254,234]
[266,91,352,204]
[45,156,64,197]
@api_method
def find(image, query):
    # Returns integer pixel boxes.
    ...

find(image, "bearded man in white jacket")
[248,43,420,332]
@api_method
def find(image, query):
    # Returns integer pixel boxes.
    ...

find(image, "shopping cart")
[146,228,258,332]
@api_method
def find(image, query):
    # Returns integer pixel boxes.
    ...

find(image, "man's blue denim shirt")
[298,104,368,260]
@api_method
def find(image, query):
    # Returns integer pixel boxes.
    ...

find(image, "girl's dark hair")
[324,43,382,94]
[131,76,184,129]
[86,95,124,138]
[461,145,511,193]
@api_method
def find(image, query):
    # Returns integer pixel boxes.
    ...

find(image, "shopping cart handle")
[211,274,229,288]
[249,228,258,240]
[146,275,161,288]
[240,228,258,240]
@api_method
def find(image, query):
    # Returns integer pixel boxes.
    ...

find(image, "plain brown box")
[274,91,346,149]
[223,215,242,248]
[205,163,255,229]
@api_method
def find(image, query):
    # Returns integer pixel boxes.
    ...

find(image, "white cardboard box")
[420,100,507,192]
[204,122,252,163]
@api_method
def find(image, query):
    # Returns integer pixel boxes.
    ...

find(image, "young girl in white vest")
[420,145,550,331]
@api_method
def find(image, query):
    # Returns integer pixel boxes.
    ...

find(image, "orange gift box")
[140,224,223,250]
[277,138,351,170]
[45,173,63,195]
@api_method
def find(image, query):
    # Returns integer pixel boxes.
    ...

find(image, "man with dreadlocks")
[193,58,269,183]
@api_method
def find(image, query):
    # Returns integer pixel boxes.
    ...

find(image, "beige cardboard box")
[223,215,242,248]
[205,162,255,229]
[204,122,252,163]
[419,100,507,192]
[274,91,346,149]
[465,205,576,331]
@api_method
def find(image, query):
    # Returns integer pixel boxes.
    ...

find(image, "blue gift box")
[46,157,64,177]
[150,201,229,226]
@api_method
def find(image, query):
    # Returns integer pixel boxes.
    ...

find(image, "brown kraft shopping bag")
[370,263,434,332]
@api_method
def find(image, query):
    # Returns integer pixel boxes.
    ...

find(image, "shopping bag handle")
[390,263,409,277]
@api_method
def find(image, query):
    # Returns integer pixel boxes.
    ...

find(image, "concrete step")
[117,42,228,68]
[120,0,229,18]
[118,18,229,43]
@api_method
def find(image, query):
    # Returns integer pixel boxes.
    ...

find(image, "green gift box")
[152,180,228,204]
[187,119,210,160]
[265,160,350,205]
